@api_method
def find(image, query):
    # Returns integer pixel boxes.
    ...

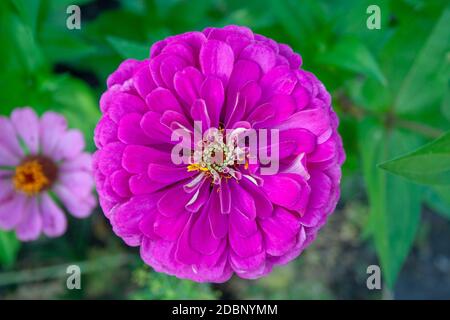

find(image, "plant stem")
[395,118,445,139]
[0,254,138,287]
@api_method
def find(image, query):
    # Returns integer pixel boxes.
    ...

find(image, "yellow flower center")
[13,156,58,195]
[187,128,247,184]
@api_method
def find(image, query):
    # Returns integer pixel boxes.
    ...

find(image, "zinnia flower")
[0,107,96,241]
[93,25,345,282]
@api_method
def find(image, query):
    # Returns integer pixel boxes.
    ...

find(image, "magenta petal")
[107,59,142,88]
[276,108,332,143]
[260,207,300,256]
[229,181,256,220]
[229,207,257,237]
[162,42,195,64]
[55,129,85,160]
[0,179,13,201]
[133,62,156,98]
[228,59,261,92]
[240,42,276,73]
[200,77,224,127]
[279,128,317,156]
[157,183,193,217]
[308,171,332,209]
[200,40,234,85]
[111,195,150,246]
[208,190,229,239]
[191,99,211,131]
[138,207,159,240]
[16,197,42,241]
[0,194,26,230]
[224,91,246,128]
[260,65,297,98]
[190,207,221,255]
[153,211,189,241]
[98,142,125,176]
[118,113,153,145]
[0,144,20,166]
[160,110,192,132]
[145,87,184,115]
[263,94,297,127]
[246,103,275,127]
[159,54,188,89]
[94,115,118,148]
[60,153,92,172]
[292,85,311,110]
[219,180,231,214]
[59,170,94,198]
[238,81,262,114]
[129,173,165,195]
[0,116,23,157]
[104,93,147,123]
[185,178,210,213]
[175,216,201,264]
[40,193,67,237]
[309,136,337,163]
[140,111,172,142]
[240,178,273,218]
[299,207,323,227]
[262,174,310,213]
[11,107,40,154]
[174,66,204,106]
[109,170,131,198]
[54,184,96,218]
[40,111,68,157]
[230,249,265,275]
[148,163,193,183]
[122,145,169,174]
[229,224,263,258]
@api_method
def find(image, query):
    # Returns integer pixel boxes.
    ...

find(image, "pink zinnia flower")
[93,25,345,282]
[0,107,96,241]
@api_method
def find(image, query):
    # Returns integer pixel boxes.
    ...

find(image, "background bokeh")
[0,0,449,299]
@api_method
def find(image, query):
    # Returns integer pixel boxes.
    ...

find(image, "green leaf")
[9,0,41,36]
[359,119,423,288]
[0,231,20,268]
[394,6,450,114]
[107,36,149,60]
[34,74,101,151]
[425,185,450,219]
[379,131,450,186]
[0,2,46,74]
[317,37,387,85]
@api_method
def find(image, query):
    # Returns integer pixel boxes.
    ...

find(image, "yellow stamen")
[187,164,209,172]
[13,160,50,195]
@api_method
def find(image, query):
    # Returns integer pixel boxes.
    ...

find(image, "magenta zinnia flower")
[93,25,344,282]
[0,107,96,241]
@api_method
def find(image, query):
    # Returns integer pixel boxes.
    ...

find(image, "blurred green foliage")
[0,0,449,298]
[131,266,220,300]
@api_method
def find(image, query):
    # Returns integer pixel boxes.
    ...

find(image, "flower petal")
[11,107,40,154]
[16,197,42,241]
[200,40,234,85]
[0,193,26,230]
[0,116,23,157]
[40,193,67,237]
